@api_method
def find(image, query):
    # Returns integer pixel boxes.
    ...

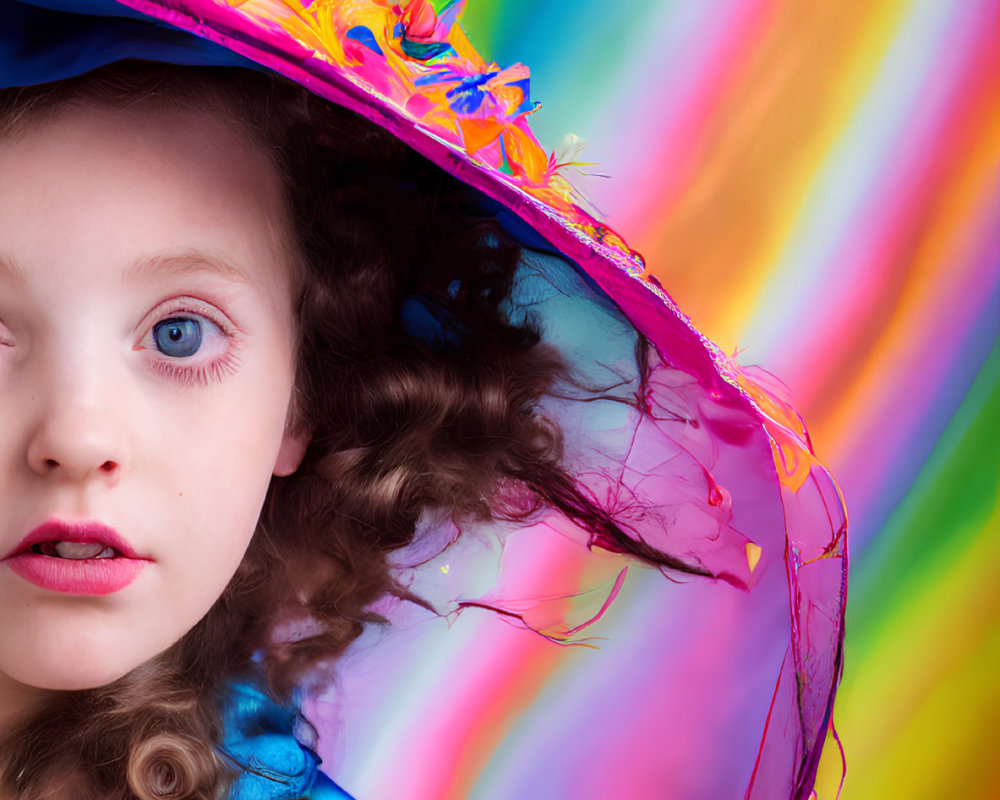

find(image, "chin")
[1,633,162,695]
[6,657,140,694]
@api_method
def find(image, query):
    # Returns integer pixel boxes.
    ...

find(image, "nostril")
[100,460,117,473]
[44,458,59,469]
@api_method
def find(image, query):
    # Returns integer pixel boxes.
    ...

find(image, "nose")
[24,361,130,485]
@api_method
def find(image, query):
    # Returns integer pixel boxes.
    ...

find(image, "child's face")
[0,101,306,706]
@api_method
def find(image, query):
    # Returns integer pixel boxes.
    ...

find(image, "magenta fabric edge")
[106,0,848,793]
[791,554,848,797]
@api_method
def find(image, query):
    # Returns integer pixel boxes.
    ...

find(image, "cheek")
[138,317,295,521]
[151,322,297,477]
[154,380,292,541]
[141,371,295,650]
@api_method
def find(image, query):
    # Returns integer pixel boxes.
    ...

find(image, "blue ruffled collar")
[219,679,353,800]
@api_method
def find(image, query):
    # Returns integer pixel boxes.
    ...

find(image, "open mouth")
[28,541,120,560]
[2,520,148,595]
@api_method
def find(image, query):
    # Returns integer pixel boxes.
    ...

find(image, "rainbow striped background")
[315,1,997,797]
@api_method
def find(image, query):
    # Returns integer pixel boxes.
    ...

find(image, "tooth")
[53,542,114,560]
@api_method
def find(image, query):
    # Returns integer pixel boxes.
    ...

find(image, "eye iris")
[153,318,202,357]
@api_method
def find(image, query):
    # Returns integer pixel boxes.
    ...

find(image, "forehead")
[0,100,297,296]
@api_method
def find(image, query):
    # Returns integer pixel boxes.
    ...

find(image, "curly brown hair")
[0,63,696,800]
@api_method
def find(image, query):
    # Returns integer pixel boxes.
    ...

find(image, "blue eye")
[153,317,202,358]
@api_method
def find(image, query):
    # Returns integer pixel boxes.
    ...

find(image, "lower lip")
[3,553,146,595]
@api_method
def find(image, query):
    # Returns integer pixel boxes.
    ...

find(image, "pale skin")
[0,102,308,749]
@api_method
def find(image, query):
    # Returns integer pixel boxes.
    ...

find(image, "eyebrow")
[125,250,255,287]
[0,250,256,289]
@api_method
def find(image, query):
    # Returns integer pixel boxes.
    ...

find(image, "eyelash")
[140,299,241,387]
[150,352,242,387]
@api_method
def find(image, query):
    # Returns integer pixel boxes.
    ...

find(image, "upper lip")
[2,519,146,560]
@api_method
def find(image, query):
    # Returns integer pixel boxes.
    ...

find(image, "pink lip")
[2,520,150,595]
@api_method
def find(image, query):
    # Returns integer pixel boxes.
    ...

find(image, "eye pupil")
[153,318,202,357]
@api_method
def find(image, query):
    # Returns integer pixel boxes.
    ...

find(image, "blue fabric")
[220,679,354,800]
[0,0,258,89]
